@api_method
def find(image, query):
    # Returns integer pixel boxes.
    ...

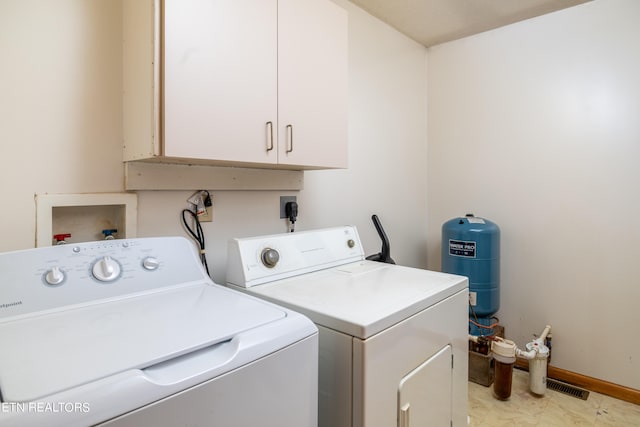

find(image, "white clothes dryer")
[227,226,469,427]
[0,236,318,427]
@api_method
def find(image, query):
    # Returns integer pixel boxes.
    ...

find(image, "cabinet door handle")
[266,121,274,152]
[399,403,410,427]
[286,124,293,153]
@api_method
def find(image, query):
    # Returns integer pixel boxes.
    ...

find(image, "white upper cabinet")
[277,0,348,168]
[163,0,278,165]
[123,0,348,170]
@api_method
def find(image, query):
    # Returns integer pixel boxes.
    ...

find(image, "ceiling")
[348,0,592,47]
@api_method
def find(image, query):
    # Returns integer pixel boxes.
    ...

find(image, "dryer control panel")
[227,226,365,288]
[0,237,207,320]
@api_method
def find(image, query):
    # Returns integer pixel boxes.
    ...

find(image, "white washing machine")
[0,236,318,427]
[226,226,469,427]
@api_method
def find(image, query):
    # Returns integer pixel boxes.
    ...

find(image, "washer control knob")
[45,267,65,286]
[347,239,355,248]
[142,256,160,271]
[261,248,280,268]
[92,256,121,282]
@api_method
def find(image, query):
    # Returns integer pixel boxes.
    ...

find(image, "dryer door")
[398,345,452,427]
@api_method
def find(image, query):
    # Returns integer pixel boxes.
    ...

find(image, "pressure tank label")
[449,239,476,257]
[467,217,485,224]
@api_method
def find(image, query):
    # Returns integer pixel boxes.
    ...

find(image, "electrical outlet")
[280,196,297,219]
[199,206,213,222]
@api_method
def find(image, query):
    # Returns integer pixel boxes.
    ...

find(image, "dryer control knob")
[92,256,121,282]
[142,256,160,271]
[44,267,65,285]
[261,248,280,268]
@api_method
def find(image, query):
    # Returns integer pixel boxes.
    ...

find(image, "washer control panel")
[227,226,365,288]
[0,237,207,319]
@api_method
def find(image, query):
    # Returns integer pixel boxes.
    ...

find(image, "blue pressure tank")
[441,214,500,336]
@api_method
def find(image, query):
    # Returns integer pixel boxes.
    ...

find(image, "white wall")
[0,0,124,250]
[427,0,640,389]
[302,0,428,268]
[0,1,428,278]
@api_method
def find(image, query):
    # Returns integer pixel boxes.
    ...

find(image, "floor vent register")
[547,379,590,400]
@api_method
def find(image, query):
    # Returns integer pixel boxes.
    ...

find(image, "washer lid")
[0,283,286,402]
[242,261,468,339]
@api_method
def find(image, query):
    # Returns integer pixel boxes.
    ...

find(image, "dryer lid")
[244,260,468,339]
[0,283,285,402]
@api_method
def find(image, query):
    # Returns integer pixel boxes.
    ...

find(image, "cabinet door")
[163,0,277,164]
[398,345,453,427]
[278,0,348,168]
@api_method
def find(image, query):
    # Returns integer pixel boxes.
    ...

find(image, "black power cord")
[181,208,210,277]
[285,201,298,232]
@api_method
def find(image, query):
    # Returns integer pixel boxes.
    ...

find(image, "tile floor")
[468,368,640,426]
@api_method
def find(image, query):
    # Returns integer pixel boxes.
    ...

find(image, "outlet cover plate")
[199,206,213,222]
